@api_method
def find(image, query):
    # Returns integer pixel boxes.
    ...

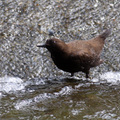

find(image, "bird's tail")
[99,29,111,40]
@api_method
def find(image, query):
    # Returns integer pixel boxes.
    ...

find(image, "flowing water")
[1,0,120,120]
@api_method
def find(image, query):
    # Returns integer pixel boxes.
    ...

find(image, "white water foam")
[0,76,25,93]
[100,71,120,85]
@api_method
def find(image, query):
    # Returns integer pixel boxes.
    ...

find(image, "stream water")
[1,0,120,120]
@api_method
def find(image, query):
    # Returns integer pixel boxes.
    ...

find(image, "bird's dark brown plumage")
[37,29,111,78]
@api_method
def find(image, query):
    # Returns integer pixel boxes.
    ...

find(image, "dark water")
[1,0,120,120]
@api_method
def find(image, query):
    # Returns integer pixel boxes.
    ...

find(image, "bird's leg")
[85,70,89,79]
[86,73,89,79]
[71,73,74,77]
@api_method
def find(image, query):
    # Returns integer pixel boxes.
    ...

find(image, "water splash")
[0,76,25,93]
[100,71,120,85]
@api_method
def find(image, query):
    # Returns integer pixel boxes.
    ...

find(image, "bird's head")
[37,38,67,53]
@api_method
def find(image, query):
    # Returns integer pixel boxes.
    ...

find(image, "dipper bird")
[37,29,111,78]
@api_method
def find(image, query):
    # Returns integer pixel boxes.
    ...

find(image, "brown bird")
[37,29,111,78]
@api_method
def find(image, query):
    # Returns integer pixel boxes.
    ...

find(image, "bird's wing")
[70,48,100,67]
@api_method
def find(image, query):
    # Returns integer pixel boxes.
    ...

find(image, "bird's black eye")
[46,39,57,46]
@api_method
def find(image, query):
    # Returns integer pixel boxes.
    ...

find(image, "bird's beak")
[37,44,46,48]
